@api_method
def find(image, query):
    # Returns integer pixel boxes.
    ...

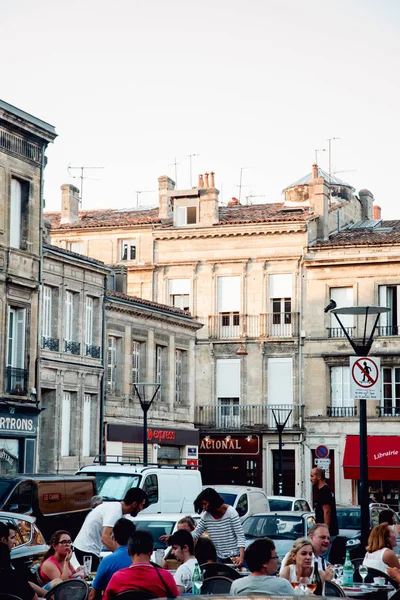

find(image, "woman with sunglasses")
[40,530,85,585]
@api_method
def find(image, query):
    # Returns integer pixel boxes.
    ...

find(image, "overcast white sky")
[2,0,400,216]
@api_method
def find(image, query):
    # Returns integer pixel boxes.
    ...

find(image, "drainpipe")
[99,276,107,457]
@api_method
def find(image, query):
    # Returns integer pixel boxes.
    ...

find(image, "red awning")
[343,435,400,480]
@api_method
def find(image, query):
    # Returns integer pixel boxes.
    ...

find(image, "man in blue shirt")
[89,517,136,600]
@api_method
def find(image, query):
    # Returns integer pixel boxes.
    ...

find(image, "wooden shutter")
[10,179,22,249]
[65,291,74,341]
[216,359,241,399]
[217,277,240,312]
[108,337,117,389]
[85,297,93,346]
[82,394,91,456]
[42,286,52,338]
[61,392,71,456]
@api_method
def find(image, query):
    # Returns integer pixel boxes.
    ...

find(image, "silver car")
[268,496,311,512]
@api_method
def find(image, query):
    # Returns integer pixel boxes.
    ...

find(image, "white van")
[76,458,202,514]
[205,485,270,521]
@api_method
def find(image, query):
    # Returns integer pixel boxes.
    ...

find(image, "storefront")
[343,435,400,511]
[106,423,199,465]
[199,434,262,487]
[0,408,38,474]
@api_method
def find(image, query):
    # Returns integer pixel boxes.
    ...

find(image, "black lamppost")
[132,383,161,466]
[271,407,293,495]
[327,305,389,548]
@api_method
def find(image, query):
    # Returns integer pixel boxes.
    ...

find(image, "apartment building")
[0,100,56,474]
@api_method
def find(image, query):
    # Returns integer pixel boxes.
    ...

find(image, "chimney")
[204,172,209,187]
[374,205,382,220]
[198,174,204,188]
[311,163,319,179]
[158,175,175,219]
[60,184,80,224]
[210,172,215,187]
[228,197,240,206]
[198,172,219,225]
[359,189,374,220]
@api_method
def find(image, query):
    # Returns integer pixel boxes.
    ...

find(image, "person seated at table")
[194,535,217,565]
[40,530,85,586]
[89,518,136,600]
[363,523,399,574]
[231,537,294,596]
[279,523,334,577]
[162,516,197,570]
[280,537,325,593]
[169,529,197,593]
[103,529,179,600]
[379,510,400,553]
[0,538,39,600]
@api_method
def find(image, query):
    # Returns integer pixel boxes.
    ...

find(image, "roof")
[106,289,197,319]
[45,207,161,229]
[43,242,109,268]
[0,99,56,136]
[284,167,355,191]
[312,220,400,248]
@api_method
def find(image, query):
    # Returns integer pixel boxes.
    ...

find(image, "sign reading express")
[0,414,37,435]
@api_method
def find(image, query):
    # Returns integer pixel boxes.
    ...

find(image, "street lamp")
[328,305,389,548]
[271,407,293,495]
[132,383,161,466]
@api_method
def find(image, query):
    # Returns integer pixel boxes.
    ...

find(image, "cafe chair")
[44,579,89,600]
[324,581,346,597]
[388,590,400,600]
[200,561,241,580]
[113,592,157,600]
[351,557,364,569]
[200,575,234,594]
[353,567,399,588]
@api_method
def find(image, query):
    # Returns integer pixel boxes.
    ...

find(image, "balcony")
[86,344,101,359]
[260,313,299,338]
[194,403,303,431]
[42,336,60,351]
[328,327,356,339]
[5,367,28,395]
[205,313,299,339]
[327,406,357,417]
[64,340,81,355]
[376,406,400,417]
[377,326,399,337]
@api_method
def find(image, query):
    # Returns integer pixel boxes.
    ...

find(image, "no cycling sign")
[350,356,381,400]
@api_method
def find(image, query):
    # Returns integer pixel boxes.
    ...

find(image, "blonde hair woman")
[363,523,399,573]
[280,537,325,593]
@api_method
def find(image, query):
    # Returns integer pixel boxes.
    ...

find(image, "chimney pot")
[228,197,240,206]
[210,171,215,187]
[374,205,382,220]
[204,172,209,187]
[198,174,204,188]
[60,184,80,224]
[311,163,319,179]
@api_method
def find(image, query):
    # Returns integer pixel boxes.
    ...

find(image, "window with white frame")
[156,345,163,401]
[42,286,52,339]
[216,359,240,428]
[330,287,353,335]
[168,279,190,311]
[330,366,353,411]
[379,286,400,335]
[61,392,71,456]
[67,241,84,254]
[175,349,183,404]
[82,394,92,456]
[121,240,136,261]
[268,274,292,336]
[267,357,293,427]
[132,341,140,384]
[7,307,26,394]
[107,336,118,391]
[65,291,74,342]
[175,205,197,226]
[85,297,94,347]
[10,179,22,249]
[217,276,240,336]
[382,367,400,416]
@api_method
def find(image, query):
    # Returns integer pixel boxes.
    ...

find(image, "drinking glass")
[83,555,92,577]
[333,564,343,585]
[307,574,317,594]
[181,572,192,593]
[359,565,368,586]
[298,577,308,595]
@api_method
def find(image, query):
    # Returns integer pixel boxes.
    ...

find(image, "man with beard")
[74,488,148,571]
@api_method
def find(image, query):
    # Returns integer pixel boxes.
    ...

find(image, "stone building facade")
[0,100,56,474]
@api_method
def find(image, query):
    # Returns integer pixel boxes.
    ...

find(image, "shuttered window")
[82,394,91,456]
[330,287,353,329]
[175,349,183,404]
[216,359,241,398]
[42,286,52,338]
[267,357,293,426]
[85,297,94,346]
[61,392,71,456]
[7,307,26,369]
[10,179,22,249]
[65,291,74,342]
[331,366,352,407]
[132,341,140,384]
[217,277,240,313]
[108,336,117,390]
[156,345,163,401]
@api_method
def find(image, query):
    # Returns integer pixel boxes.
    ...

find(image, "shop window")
[272,450,295,496]
[0,439,19,474]
[143,474,159,505]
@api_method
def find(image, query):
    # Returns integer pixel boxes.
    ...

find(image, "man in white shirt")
[230,538,294,596]
[169,529,197,593]
[74,487,148,571]
[279,523,334,578]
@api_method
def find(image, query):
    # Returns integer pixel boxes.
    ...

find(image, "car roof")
[205,485,265,493]
[247,511,314,518]
[128,513,199,522]
[267,496,308,502]
[0,510,36,523]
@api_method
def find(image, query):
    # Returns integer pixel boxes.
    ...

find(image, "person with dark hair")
[192,487,246,566]
[104,530,179,599]
[310,468,338,537]
[230,538,294,595]
[40,530,84,585]
[0,520,17,550]
[74,487,148,570]
[0,540,39,600]
[169,529,196,593]
[194,536,217,565]
[89,517,136,600]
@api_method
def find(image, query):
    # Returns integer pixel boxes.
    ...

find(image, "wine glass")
[307,573,317,594]
[298,577,308,595]
[359,565,368,587]
[180,572,192,593]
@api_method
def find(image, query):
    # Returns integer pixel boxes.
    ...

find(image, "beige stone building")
[0,99,56,474]
[46,166,396,502]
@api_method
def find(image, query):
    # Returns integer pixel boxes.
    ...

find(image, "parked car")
[0,510,48,573]
[337,504,400,539]
[205,485,269,520]
[268,496,311,512]
[242,511,315,556]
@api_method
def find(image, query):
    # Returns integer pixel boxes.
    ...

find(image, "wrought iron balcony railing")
[377,326,399,337]
[376,406,400,417]
[5,367,28,395]
[327,406,357,417]
[204,313,299,339]
[42,336,60,351]
[194,403,303,430]
[64,340,81,355]
[328,327,356,339]
[86,344,101,359]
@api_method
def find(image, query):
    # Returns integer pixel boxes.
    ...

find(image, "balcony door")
[216,359,241,428]
[7,307,26,394]
[217,277,240,338]
[267,357,293,428]
[269,274,292,337]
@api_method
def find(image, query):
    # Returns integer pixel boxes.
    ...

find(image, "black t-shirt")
[314,484,338,536]
[1,568,35,600]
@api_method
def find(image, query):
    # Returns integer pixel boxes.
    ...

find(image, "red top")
[39,555,75,584]
[104,563,180,600]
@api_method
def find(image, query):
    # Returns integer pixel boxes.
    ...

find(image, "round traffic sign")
[315,445,329,458]
[351,357,379,389]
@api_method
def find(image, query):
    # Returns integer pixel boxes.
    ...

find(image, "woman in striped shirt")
[192,488,246,567]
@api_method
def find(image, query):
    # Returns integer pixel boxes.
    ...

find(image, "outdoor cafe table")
[341,582,394,599]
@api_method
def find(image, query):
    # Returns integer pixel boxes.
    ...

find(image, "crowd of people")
[3,473,400,599]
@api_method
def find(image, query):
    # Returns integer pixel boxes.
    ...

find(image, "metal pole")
[278,426,283,495]
[143,406,148,466]
[359,398,369,548]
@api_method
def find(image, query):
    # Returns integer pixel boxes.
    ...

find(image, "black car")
[0,510,48,573]
[337,504,400,539]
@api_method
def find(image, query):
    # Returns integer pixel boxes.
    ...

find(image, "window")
[236,494,248,518]
[65,291,74,342]
[42,286,52,338]
[121,240,136,261]
[168,279,190,311]
[331,366,352,408]
[217,277,240,337]
[3,481,33,513]
[61,392,71,456]
[175,206,197,226]
[267,357,293,427]
[156,345,163,401]
[67,241,84,254]
[85,297,94,346]
[82,394,92,456]
[175,349,183,404]
[379,286,400,335]
[132,341,140,384]
[382,367,400,416]
[330,287,353,335]
[10,178,29,250]
[216,359,241,427]
[7,307,26,394]
[269,274,292,336]
[107,336,118,391]
[143,474,159,505]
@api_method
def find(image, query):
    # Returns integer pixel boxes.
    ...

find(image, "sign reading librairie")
[350,356,381,400]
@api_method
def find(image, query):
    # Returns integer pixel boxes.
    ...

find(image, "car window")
[269,499,292,511]
[3,481,33,513]
[303,500,311,512]
[294,501,301,511]
[32,523,46,545]
[134,520,175,549]
[93,473,141,501]
[219,493,238,506]
[307,516,316,531]
[143,474,159,505]
[236,494,248,517]
[337,509,361,529]
[243,515,304,539]
[370,507,380,526]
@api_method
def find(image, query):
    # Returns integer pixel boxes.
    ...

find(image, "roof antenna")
[314,148,326,166]
[134,190,155,208]
[236,167,250,202]
[186,153,199,188]
[169,157,180,188]
[67,164,104,206]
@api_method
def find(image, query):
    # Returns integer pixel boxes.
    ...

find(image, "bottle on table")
[342,549,354,587]
[192,560,203,595]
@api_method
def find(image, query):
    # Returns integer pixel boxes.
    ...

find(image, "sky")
[2,0,400,216]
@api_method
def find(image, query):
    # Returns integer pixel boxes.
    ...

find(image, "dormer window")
[175,206,197,226]
[121,240,136,261]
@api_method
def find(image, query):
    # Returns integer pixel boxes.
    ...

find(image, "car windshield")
[134,520,176,550]
[0,481,14,506]
[269,499,293,511]
[219,493,238,506]
[337,508,361,530]
[243,515,304,540]
[80,473,141,501]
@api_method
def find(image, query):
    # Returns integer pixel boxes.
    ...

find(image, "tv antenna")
[236,167,250,201]
[169,157,180,187]
[327,138,340,185]
[134,190,155,208]
[67,164,104,205]
[314,148,326,165]
[245,193,266,205]
[187,153,199,188]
